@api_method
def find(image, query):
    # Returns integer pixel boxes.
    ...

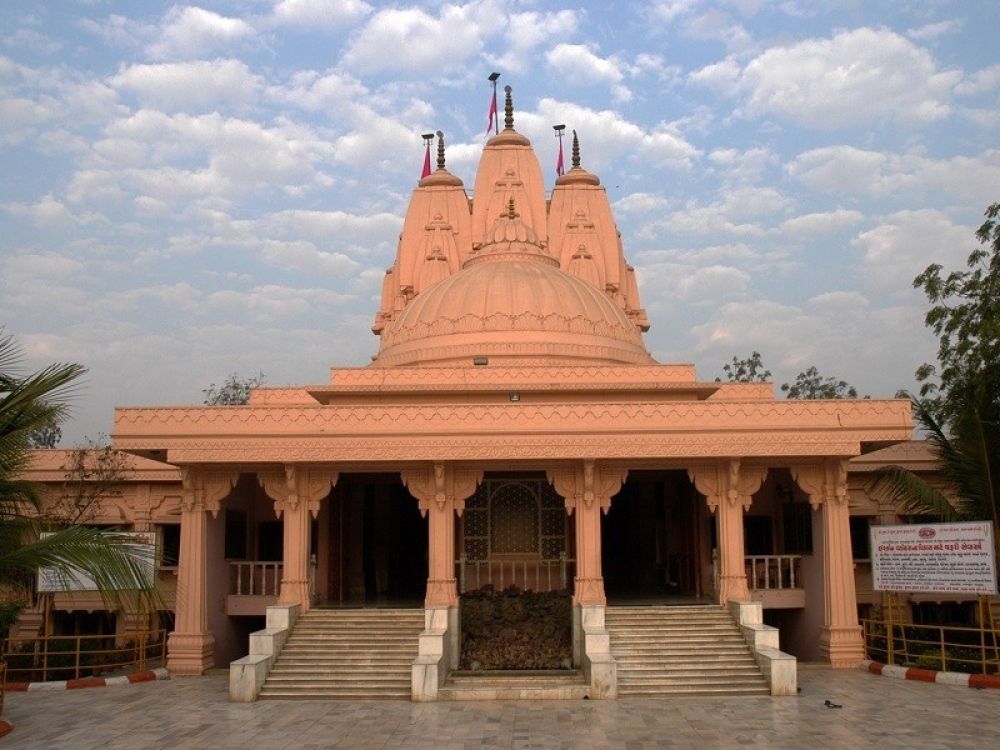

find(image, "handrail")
[2,629,168,683]
[745,555,802,590]
[229,561,282,597]
[457,554,574,593]
[861,617,1000,674]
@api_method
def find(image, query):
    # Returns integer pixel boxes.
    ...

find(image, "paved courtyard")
[4,666,1000,749]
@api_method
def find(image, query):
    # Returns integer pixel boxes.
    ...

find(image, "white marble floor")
[4,665,1000,749]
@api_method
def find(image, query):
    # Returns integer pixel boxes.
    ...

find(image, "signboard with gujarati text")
[870,521,996,595]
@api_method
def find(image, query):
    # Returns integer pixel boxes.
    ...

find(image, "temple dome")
[374,206,652,368]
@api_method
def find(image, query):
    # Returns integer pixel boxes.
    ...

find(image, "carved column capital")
[401,462,482,516]
[791,458,849,510]
[547,460,627,514]
[180,467,237,518]
[688,459,767,513]
[259,466,338,519]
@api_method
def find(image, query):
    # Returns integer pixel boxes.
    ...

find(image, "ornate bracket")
[258,466,338,519]
[688,459,767,513]
[547,460,627,515]
[791,458,849,510]
[402,462,482,517]
[180,468,238,518]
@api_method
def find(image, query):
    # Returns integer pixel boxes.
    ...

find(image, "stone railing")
[745,555,802,590]
[457,555,573,593]
[230,561,282,596]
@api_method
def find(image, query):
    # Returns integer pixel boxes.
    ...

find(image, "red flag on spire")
[556,138,565,176]
[486,89,498,134]
[420,141,431,179]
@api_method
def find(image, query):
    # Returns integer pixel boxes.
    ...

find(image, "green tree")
[717,351,771,383]
[781,366,859,399]
[874,203,1000,542]
[202,371,265,405]
[28,421,61,448]
[0,331,155,634]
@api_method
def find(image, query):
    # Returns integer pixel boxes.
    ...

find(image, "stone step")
[448,670,584,687]
[265,675,410,685]
[618,668,763,681]
[618,685,771,697]
[260,689,410,700]
[616,660,759,671]
[440,672,590,701]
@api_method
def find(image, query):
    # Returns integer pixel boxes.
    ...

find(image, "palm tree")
[0,330,156,632]
[873,388,999,584]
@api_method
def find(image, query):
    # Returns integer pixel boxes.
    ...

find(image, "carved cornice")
[401,462,483,516]
[791,459,849,509]
[115,399,912,436]
[137,433,905,466]
[547,460,627,513]
[329,364,699,387]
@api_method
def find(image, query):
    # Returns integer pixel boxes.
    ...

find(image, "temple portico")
[113,89,910,698]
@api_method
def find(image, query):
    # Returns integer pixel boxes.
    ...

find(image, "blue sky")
[1,1,998,443]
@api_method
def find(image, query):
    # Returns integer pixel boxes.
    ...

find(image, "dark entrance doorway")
[323,474,427,607]
[602,470,702,602]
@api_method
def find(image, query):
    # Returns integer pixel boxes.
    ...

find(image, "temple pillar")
[167,469,236,676]
[792,460,864,668]
[259,467,337,613]
[688,460,767,605]
[402,463,482,701]
[548,461,626,699]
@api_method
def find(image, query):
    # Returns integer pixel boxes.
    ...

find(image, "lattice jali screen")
[463,479,567,561]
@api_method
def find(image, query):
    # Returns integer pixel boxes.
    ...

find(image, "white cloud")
[906,19,961,41]
[692,28,962,127]
[638,263,749,309]
[955,64,1000,96]
[270,0,372,28]
[707,147,775,184]
[342,4,485,75]
[779,209,864,238]
[492,9,579,74]
[148,6,255,60]
[614,192,670,215]
[852,209,971,295]
[546,44,632,103]
[690,296,933,397]
[69,110,336,204]
[111,59,263,111]
[787,146,1000,204]
[515,98,701,171]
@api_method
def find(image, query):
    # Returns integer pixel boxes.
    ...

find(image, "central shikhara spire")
[371,88,650,367]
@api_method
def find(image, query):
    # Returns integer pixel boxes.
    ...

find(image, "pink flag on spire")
[486,89,497,134]
[556,138,565,176]
[420,142,431,179]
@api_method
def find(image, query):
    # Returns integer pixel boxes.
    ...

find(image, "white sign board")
[37,530,157,592]
[870,521,997,595]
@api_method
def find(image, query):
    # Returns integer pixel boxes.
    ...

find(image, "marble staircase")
[439,670,590,700]
[606,604,770,696]
[258,608,423,700]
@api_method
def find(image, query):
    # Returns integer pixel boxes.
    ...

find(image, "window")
[463,478,566,561]
[850,516,872,560]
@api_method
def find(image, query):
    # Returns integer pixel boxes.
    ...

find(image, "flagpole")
[488,72,500,135]
[553,124,566,177]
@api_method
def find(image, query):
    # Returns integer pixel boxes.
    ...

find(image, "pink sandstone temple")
[23,88,924,701]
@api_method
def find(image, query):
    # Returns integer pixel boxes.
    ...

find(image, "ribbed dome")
[374,254,652,368]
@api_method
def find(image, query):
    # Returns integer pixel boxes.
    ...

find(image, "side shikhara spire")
[571,130,581,169]
[436,130,446,171]
[504,85,514,130]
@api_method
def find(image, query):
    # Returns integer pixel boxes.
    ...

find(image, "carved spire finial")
[507,197,518,218]
[503,85,514,130]
[436,130,445,170]
[571,129,580,169]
